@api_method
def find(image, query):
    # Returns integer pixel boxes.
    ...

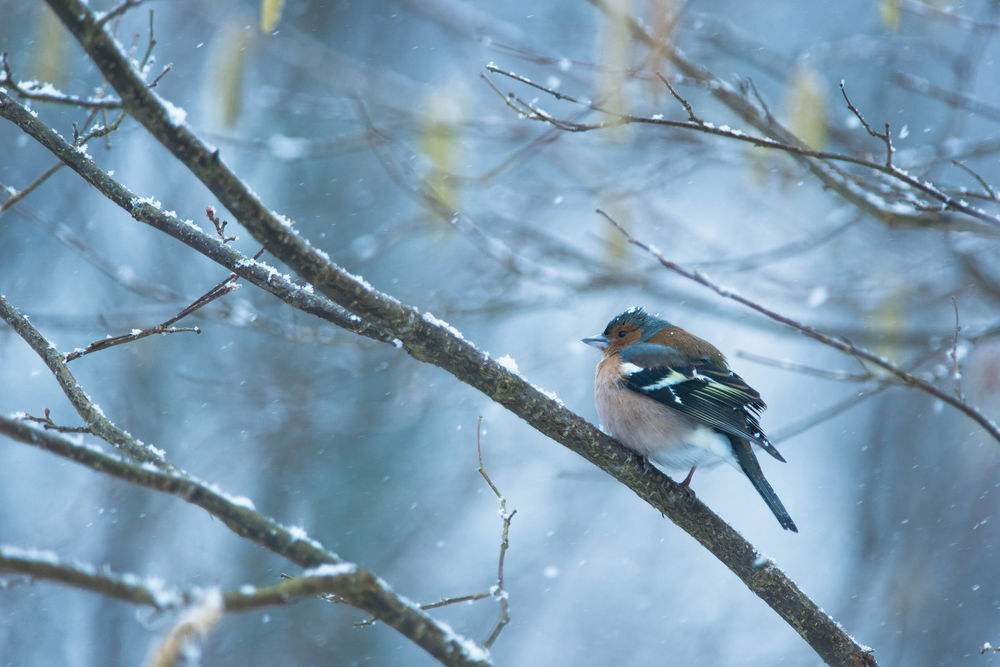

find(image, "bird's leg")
[680,466,696,488]
[640,455,653,474]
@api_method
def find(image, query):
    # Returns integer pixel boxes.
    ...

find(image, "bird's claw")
[677,466,697,498]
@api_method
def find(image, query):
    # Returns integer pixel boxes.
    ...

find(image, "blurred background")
[2,0,1000,665]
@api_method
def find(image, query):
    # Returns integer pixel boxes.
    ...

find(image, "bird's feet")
[678,466,697,498]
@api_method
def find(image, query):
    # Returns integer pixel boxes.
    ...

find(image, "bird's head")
[582,306,672,356]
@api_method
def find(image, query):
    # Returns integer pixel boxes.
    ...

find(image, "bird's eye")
[617,329,628,338]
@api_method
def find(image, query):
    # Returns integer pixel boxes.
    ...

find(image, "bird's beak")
[581,335,609,350]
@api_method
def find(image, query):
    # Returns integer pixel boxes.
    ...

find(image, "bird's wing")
[618,343,786,462]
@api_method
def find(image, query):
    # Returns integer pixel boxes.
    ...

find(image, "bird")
[582,306,797,532]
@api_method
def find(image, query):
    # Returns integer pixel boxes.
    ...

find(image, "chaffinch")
[583,306,797,532]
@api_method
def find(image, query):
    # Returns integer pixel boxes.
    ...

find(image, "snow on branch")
[4,1,882,664]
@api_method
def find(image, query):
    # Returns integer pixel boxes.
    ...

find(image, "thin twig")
[744,77,779,127]
[0,162,64,213]
[0,52,123,110]
[353,418,517,643]
[656,71,702,123]
[477,416,514,649]
[64,276,238,362]
[95,0,144,28]
[354,589,494,627]
[148,63,172,88]
[0,294,172,466]
[950,296,966,401]
[893,71,1000,122]
[770,382,892,444]
[596,209,1000,446]
[138,9,157,71]
[951,160,997,201]
[485,64,999,230]
[19,408,91,434]
[73,109,128,145]
[839,82,893,168]
[735,350,874,383]
[206,206,236,243]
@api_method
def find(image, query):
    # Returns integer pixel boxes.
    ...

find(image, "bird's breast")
[594,357,736,470]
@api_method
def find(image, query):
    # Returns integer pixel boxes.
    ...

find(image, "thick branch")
[28,2,875,664]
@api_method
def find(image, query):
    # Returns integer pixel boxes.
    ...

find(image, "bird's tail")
[729,436,798,532]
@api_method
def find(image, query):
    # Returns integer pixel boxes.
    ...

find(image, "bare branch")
[485,64,1000,232]
[95,0,144,28]
[0,544,185,608]
[0,162,64,214]
[477,416,514,648]
[596,208,1000,447]
[17,2,879,663]
[138,9,157,73]
[951,160,998,201]
[839,82,893,168]
[582,0,1000,233]
[63,288,222,361]
[0,90,392,346]
[656,71,702,124]
[0,52,123,109]
[735,351,875,383]
[893,71,1000,123]
[0,418,492,667]
[950,297,966,402]
[0,293,171,466]
[19,408,91,434]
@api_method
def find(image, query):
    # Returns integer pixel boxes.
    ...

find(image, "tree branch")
[64,274,237,362]
[483,63,1000,233]
[0,90,392,347]
[13,1,878,663]
[0,417,491,666]
[0,161,64,214]
[0,543,486,616]
[0,52,123,110]
[596,209,1000,446]
[0,290,488,665]
[0,293,169,466]
[581,0,999,233]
